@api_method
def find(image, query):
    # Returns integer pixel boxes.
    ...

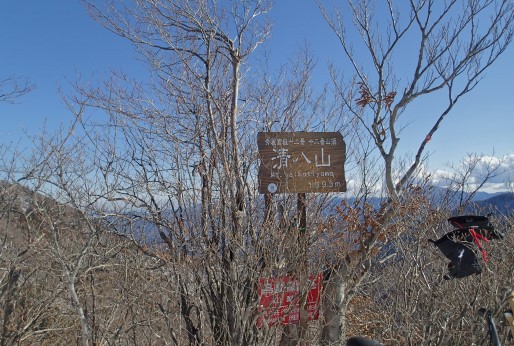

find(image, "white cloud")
[429,154,514,193]
[341,154,514,196]
[343,178,383,196]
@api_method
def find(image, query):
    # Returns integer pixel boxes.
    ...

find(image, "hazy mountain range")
[336,188,514,216]
[466,191,514,214]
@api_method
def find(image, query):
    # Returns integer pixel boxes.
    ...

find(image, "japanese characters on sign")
[257,273,322,328]
[257,132,346,194]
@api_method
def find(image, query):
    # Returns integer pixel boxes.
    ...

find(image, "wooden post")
[264,193,272,225]
[279,193,308,346]
[297,192,309,344]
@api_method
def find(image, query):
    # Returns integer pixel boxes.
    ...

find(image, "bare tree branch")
[0,75,34,104]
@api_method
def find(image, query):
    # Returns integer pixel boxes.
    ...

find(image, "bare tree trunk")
[321,267,346,345]
[67,276,89,346]
[1,267,20,346]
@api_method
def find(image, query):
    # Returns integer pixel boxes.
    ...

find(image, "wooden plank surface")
[257,132,346,194]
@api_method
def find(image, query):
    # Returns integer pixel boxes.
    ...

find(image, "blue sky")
[1,1,513,191]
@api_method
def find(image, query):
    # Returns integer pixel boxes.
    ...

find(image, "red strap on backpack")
[469,228,489,262]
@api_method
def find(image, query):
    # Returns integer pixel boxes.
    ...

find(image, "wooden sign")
[257,132,346,194]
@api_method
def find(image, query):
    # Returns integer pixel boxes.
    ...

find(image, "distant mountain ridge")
[466,192,514,215]
[470,191,508,201]
[330,188,514,216]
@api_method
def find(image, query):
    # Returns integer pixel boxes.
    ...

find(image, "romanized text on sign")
[257,132,346,194]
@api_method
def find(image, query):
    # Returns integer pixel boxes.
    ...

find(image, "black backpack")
[429,215,503,280]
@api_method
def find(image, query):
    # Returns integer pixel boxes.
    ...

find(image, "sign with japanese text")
[257,132,346,194]
[257,273,322,328]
